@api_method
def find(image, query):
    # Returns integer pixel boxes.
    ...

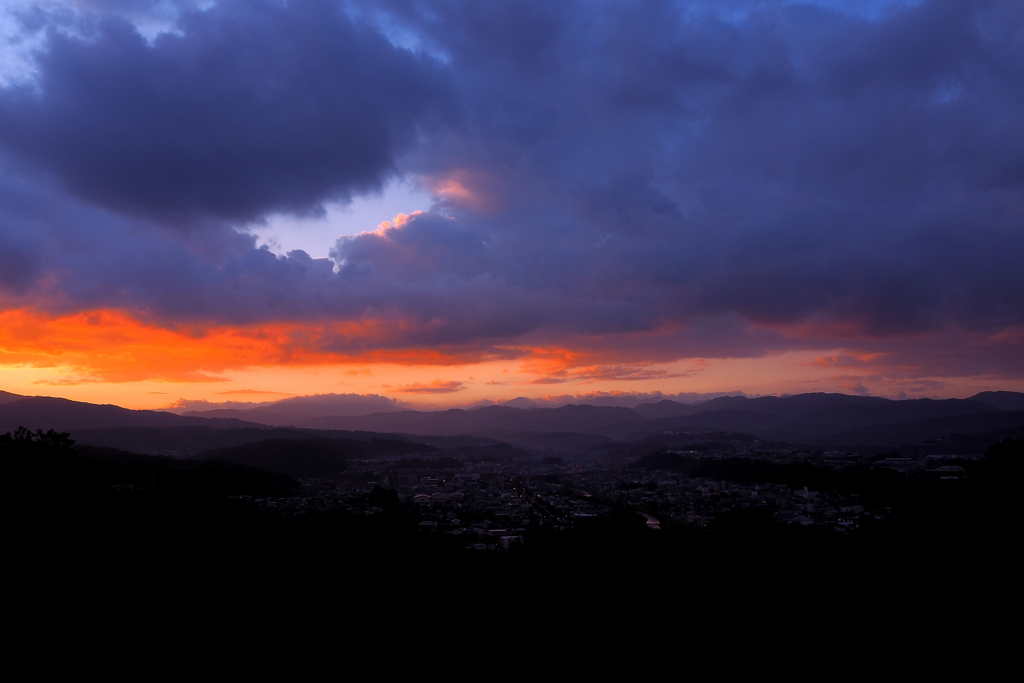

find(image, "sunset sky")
[0,0,1021,410]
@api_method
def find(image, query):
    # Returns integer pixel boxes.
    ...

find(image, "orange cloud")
[373,210,426,234]
[427,168,501,212]
[805,353,884,369]
[511,345,688,384]
[569,364,691,382]
[514,347,586,377]
[0,307,513,383]
[389,380,466,394]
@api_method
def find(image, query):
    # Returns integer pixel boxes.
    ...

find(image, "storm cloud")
[0,0,452,224]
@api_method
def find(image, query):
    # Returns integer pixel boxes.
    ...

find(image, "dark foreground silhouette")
[6,427,1018,610]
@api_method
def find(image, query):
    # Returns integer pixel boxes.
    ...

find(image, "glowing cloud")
[389,380,467,394]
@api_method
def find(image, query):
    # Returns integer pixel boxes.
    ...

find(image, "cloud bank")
[1,0,1022,387]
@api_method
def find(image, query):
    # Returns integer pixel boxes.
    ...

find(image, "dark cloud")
[0,0,451,225]
[342,0,1024,347]
[0,0,1022,380]
[0,227,43,293]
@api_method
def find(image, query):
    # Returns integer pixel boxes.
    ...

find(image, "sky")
[0,0,1021,410]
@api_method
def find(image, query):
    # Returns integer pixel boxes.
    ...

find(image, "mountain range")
[1,389,1022,454]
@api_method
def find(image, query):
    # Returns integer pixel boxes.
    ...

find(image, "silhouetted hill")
[474,431,614,453]
[196,438,350,478]
[496,397,540,409]
[72,425,436,457]
[192,435,441,477]
[6,391,1023,455]
[608,395,1021,445]
[70,445,301,498]
[3,431,300,501]
[72,425,277,455]
[0,396,269,434]
[0,390,26,405]
[633,400,697,420]
[968,391,1024,412]
[298,404,646,436]
[827,411,1024,449]
[598,409,794,440]
[800,398,998,430]
[690,393,889,420]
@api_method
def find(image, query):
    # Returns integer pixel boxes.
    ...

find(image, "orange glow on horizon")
[804,352,886,369]
[0,307,1013,409]
[0,307,510,384]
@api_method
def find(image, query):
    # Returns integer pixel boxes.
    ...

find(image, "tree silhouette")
[0,426,75,454]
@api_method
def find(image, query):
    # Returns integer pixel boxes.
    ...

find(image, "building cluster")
[223,443,972,549]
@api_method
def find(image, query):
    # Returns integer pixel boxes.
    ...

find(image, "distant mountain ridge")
[0,395,266,434]
[0,390,27,405]
[297,403,648,435]
[180,392,407,425]
[177,390,754,423]
[290,391,1024,446]
[968,391,1024,411]
[2,390,1022,451]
